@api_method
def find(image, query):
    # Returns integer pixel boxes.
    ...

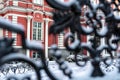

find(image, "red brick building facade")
[0,0,87,59]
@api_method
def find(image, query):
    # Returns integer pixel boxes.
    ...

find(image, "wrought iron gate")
[0,0,120,80]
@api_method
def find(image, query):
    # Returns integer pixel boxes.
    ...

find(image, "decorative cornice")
[3,13,32,18]
[43,18,53,21]
[0,6,33,14]
[0,6,53,16]
[44,11,53,16]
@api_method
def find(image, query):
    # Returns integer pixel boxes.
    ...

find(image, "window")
[33,22,43,40]
[33,0,43,5]
[12,32,17,45]
[32,52,40,58]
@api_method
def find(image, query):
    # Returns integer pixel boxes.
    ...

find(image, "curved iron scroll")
[46,0,120,79]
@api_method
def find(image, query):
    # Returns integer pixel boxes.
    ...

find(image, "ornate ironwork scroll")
[46,0,120,79]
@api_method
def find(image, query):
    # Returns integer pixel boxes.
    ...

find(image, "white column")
[0,28,3,37]
[45,18,49,61]
[58,33,64,48]
[12,16,17,45]
[26,16,32,58]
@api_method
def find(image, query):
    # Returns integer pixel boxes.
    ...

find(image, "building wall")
[0,0,51,57]
[0,0,87,59]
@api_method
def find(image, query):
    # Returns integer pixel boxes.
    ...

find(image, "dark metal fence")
[0,0,120,80]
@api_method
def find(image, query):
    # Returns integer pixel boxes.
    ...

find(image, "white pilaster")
[58,33,64,48]
[12,16,17,45]
[0,28,3,37]
[1,16,9,37]
[45,18,49,60]
[87,35,91,56]
[0,3,4,9]
[26,16,32,58]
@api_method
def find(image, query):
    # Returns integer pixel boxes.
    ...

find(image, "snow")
[109,35,118,50]
[97,26,108,36]
[81,42,92,49]
[90,1,99,10]
[114,14,120,20]
[97,43,108,51]
[0,61,120,80]
[64,32,72,39]
[69,40,80,50]
[55,0,76,7]
[81,26,93,34]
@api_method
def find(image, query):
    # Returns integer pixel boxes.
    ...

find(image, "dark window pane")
[33,53,36,58]
[34,22,37,27]
[38,23,41,28]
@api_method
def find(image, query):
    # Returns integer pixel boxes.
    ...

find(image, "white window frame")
[33,0,43,6]
[5,16,9,37]
[12,16,17,46]
[32,52,40,58]
[58,32,64,48]
[33,22,43,41]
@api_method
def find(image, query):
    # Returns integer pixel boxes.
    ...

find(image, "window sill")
[32,39,44,43]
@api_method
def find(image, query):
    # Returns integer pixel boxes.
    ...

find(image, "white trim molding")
[58,33,64,48]
[45,18,49,60]
[12,15,17,46]
[27,16,32,40]
[33,0,43,6]
[33,10,44,14]
[43,18,53,22]
[0,6,33,14]
[13,46,22,48]
[4,13,29,18]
